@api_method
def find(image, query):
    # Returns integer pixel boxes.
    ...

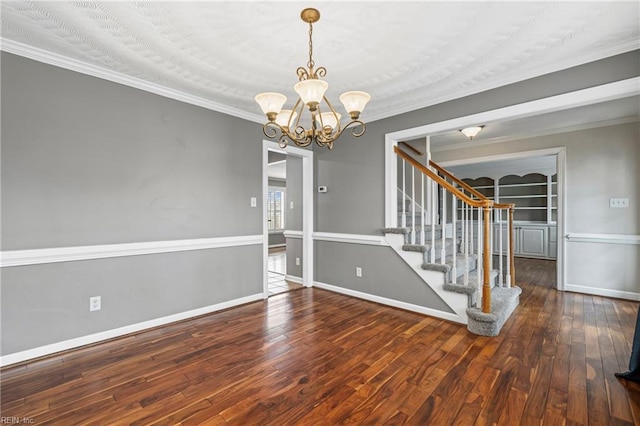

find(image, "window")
[267,188,285,230]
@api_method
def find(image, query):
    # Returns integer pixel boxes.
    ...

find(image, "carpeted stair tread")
[466,286,522,336]
[421,254,478,278]
[456,269,499,286]
[421,263,451,274]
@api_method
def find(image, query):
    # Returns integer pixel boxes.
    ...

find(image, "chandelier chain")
[307,22,314,71]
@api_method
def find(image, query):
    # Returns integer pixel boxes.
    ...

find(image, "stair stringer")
[385,233,468,324]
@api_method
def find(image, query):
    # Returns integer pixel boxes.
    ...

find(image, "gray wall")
[313,50,639,302]
[1,53,264,355]
[285,156,303,277]
[434,123,640,293]
[314,50,639,235]
[315,241,453,313]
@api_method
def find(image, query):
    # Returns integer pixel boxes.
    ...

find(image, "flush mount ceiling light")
[459,125,485,140]
[255,8,371,150]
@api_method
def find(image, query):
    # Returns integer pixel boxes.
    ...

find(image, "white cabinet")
[493,223,556,259]
[519,226,547,257]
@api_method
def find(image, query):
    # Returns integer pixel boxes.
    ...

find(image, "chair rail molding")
[565,233,640,245]
[0,235,263,268]
[313,232,389,246]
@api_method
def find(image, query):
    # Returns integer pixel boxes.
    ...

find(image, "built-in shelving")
[462,173,557,224]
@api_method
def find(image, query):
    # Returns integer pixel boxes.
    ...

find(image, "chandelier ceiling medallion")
[255,8,371,150]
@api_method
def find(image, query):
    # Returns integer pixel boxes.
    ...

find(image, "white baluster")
[421,174,425,245]
[464,202,469,287]
[498,208,504,287]
[401,159,406,228]
[431,181,436,264]
[441,186,446,264]
[506,211,512,287]
[451,193,457,284]
[411,166,416,244]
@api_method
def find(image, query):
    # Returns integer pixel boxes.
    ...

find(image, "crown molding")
[0,38,265,124]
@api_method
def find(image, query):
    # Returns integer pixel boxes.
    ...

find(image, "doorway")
[262,141,314,298]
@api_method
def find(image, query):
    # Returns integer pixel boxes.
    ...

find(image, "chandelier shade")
[255,8,370,150]
[339,91,371,119]
[255,92,287,120]
[317,112,341,131]
[294,79,329,108]
[275,110,297,129]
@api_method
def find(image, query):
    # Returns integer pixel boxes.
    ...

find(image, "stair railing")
[428,157,516,289]
[395,146,496,313]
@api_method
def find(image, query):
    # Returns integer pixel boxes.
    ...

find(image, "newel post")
[482,201,492,313]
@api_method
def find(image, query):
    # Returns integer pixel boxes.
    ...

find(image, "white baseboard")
[0,293,264,367]
[313,281,464,324]
[564,284,640,301]
[285,274,303,285]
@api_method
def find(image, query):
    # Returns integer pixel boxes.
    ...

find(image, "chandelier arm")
[292,98,304,130]
[322,95,342,134]
[263,122,312,148]
[344,119,367,138]
[262,123,280,139]
[314,67,327,79]
[316,119,366,145]
[296,67,310,81]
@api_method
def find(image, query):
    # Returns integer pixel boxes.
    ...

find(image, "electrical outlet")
[610,198,629,208]
[89,296,101,312]
[356,267,362,278]
[295,257,300,266]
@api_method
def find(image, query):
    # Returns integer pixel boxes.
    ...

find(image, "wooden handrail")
[395,146,490,209]
[429,160,486,201]
[395,145,517,314]
[399,141,424,157]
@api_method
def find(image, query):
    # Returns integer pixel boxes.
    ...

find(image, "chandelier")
[255,8,371,150]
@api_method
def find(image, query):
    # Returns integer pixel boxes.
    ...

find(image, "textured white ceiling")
[1,1,639,123]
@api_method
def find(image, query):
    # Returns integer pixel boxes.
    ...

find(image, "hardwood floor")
[2,257,639,425]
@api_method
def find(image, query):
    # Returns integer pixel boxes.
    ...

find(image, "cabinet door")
[492,225,514,255]
[519,226,548,257]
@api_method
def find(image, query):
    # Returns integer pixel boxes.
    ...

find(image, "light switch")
[251,197,257,207]
[290,201,294,209]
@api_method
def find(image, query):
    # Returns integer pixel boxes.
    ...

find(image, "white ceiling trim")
[0,38,265,123]
[386,77,640,142]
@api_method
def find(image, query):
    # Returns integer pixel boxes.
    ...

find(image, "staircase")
[384,145,522,336]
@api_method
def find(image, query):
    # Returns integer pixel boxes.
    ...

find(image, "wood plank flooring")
[2,258,639,425]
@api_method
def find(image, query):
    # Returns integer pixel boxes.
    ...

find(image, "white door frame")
[262,141,314,298]
[384,77,639,292]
